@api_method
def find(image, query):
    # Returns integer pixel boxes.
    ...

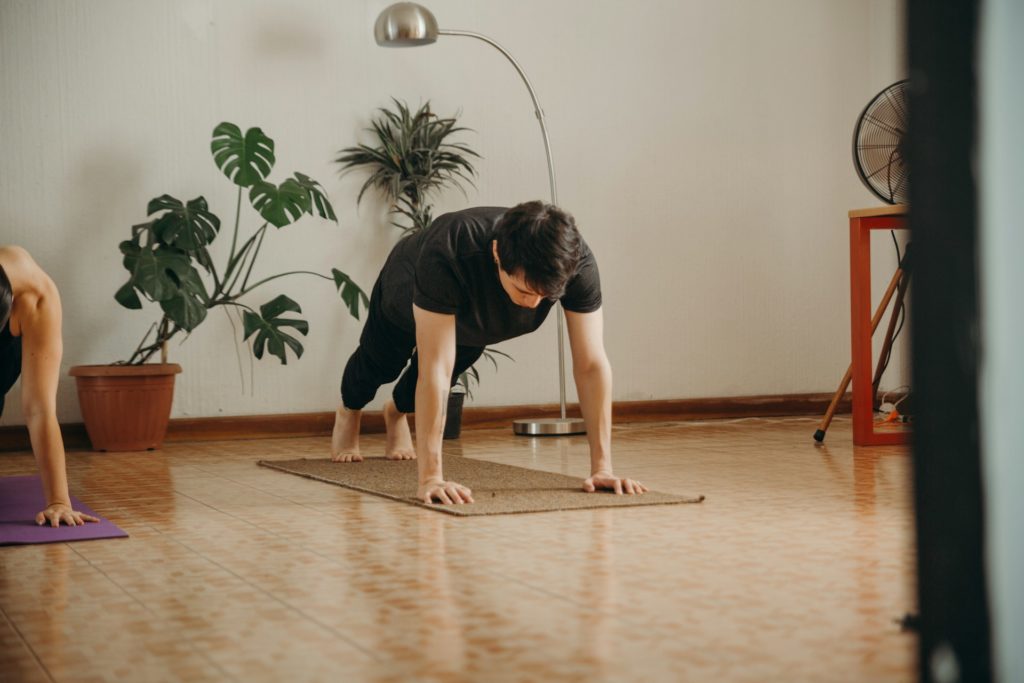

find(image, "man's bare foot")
[383,400,416,460]
[331,405,363,462]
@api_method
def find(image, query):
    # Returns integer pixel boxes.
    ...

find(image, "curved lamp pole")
[374,2,586,436]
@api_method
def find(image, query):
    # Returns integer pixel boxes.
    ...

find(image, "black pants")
[0,324,22,418]
[341,278,483,414]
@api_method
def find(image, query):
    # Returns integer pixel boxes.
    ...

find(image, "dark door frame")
[907,0,993,681]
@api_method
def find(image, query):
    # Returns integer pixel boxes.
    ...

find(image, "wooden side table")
[849,205,911,446]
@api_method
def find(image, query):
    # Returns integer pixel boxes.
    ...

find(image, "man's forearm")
[414,373,449,485]
[574,360,613,474]
[26,413,71,507]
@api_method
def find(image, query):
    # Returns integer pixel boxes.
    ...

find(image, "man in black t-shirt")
[332,201,647,505]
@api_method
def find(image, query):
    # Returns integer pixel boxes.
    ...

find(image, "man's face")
[492,241,545,309]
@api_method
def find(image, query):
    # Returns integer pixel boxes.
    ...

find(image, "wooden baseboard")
[0,392,850,452]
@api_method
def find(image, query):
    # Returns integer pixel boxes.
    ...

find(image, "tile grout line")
[169,471,526,550]
[0,601,57,683]
[65,543,240,683]
[190,468,664,632]
[151,492,387,663]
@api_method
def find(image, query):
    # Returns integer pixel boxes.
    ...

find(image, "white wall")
[0,0,906,422]
[980,0,1024,679]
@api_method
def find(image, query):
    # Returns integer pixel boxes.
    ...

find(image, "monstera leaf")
[249,178,309,228]
[242,295,309,364]
[114,280,143,310]
[193,245,216,275]
[158,263,209,332]
[211,123,275,188]
[331,268,369,319]
[293,173,337,222]
[116,241,209,331]
[148,195,220,250]
[118,241,183,302]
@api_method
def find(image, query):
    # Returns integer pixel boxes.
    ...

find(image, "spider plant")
[335,99,479,234]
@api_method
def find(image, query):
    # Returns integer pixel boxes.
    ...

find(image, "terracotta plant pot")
[69,364,182,451]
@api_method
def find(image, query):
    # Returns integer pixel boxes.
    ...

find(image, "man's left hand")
[35,503,100,528]
[582,473,648,495]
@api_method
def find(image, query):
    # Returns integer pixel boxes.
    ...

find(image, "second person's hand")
[36,503,100,527]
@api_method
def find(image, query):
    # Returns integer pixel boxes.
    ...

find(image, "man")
[0,246,99,527]
[331,201,648,505]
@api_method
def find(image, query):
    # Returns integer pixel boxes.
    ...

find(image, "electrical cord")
[874,231,908,392]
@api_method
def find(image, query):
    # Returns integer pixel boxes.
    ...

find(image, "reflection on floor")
[0,416,916,682]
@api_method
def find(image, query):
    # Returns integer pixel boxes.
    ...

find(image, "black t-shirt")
[378,206,602,347]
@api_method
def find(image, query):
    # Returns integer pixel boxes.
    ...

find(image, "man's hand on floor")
[583,473,649,495]
[36,503,100,527]
[419,479,475,505]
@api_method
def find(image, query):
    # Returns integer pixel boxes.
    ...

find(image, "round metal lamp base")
[512,417,586,436]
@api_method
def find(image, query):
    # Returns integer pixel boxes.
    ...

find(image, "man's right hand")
[418,479,474,505]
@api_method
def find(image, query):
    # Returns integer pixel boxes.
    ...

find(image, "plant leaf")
[148,195,221,250]
[249,178,310,228]
[241,294,309,364]
[292,172,337,222]
[118,236,211,331]
[211,122,275,187]
[194,246,216,275]
[333,99,478,233]
[114,281,142,309]
[157,259,209,331]
[331,268,369,319]
[160,290,208,331]
[125,246,178,302]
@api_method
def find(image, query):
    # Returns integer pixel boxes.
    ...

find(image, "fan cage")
[853,80,909,205]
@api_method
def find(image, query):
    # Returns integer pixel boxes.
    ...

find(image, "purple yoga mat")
[0,476,127,546]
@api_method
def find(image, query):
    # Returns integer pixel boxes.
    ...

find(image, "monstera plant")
[119,122,367,364]
[69,122,368,452]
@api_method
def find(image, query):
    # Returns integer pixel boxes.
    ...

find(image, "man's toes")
[385,449,416,460]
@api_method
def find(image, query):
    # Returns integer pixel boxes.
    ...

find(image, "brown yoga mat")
[257,456,704,516]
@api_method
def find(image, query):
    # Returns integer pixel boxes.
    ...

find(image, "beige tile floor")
[0,416,916,683]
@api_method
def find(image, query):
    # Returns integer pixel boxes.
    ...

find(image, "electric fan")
[852,79,909,204]
[814,80,912,444]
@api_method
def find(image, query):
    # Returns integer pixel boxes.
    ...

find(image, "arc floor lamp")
[374,2,586,436]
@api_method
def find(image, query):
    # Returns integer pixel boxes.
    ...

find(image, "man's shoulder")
[420,206,507,253]
[430,206,507,231]
[438,206,508,219]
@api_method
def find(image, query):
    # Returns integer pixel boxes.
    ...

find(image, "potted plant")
[336,98,479,234]
[443,348,513,439]
[337,99,509,437]
[71,122,368,451]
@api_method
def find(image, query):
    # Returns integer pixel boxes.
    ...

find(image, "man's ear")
[491,240,500,266]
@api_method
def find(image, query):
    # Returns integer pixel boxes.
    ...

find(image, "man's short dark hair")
[494,201,582,299]
[0,264,12,331]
